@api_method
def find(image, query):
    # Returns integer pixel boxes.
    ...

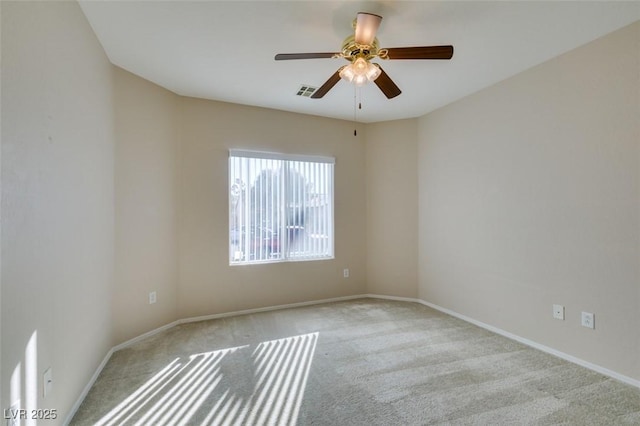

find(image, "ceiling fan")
[275,12,454,99]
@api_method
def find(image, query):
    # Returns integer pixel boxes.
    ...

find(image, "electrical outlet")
[43,367,53,398]
[553,304,564,320]
[581,311,595,329]
[149,291,157,304]
[343,269,349,278]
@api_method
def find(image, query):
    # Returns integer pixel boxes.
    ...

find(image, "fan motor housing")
[340,35,385,61]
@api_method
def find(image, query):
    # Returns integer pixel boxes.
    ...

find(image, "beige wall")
[178,98,367,318]
[365,120,418,298]
[418,22,640,380]
[2,2,638,421]
[1,1,115,420]
[113,68,180,343]
[0,0,3,408]
[111,77,369,339]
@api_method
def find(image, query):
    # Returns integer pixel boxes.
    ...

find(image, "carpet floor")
[70,298,640,425]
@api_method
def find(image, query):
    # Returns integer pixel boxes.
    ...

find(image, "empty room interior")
[1,1,639,424]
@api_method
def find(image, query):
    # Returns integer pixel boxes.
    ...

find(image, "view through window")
[229,150,334,264]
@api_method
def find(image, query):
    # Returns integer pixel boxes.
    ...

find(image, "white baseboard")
[179,294,366,325]
[416,298,640,390]
[108,295,365,354]
[364,293,421,304]
[112,320,181,352]
[64,347,114,425]
[67,293,640,424]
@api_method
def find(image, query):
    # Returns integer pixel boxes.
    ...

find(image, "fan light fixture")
[274,11,454,99]
[354,13,382,46]
[339,57,381,86]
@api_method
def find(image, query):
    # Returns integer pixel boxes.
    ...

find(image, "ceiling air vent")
[296,85,317,97]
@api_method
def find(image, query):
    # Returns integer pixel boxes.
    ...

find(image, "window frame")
[228,149,335,266]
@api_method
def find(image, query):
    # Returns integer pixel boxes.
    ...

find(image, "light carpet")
[71,298,640,425]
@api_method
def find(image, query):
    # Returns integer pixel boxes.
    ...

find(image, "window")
[229,150,334,264]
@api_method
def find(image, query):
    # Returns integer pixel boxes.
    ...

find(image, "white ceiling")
[79,1,640,123]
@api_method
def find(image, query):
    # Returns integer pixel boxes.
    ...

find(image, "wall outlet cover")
[581,311,595,329]
[553,304,565,320]
[43,367,53,398]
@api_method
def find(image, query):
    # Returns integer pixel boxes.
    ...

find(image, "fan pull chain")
[353,86,358,136]
[353,87,364,136]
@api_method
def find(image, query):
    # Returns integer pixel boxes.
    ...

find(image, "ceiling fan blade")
[385,45,454,60]
[373,66,401,99]
[310,70,342,99]
[354,12,382,46]
[275,53,337,60]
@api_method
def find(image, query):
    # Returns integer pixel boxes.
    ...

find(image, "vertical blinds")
[229,151,334,264]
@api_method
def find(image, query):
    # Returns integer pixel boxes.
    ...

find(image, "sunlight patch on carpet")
[95,332,318,426]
